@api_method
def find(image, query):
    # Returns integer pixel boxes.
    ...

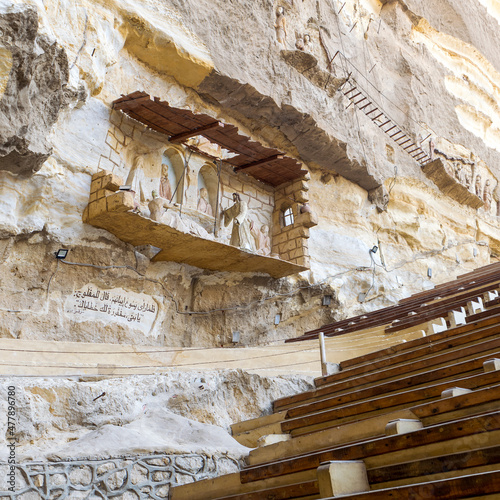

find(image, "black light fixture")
[322,295,332,306]
[119,185,132,191]
[55,249,69,259]
[370,245,378,253]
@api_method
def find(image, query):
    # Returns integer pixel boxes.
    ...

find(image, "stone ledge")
[422,158,484,209]
[86,207,307,278]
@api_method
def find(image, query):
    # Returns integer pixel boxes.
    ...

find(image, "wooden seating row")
[170,409,500,499]
[397,261,500,304]
[273,318,498,411]
[233,312,500,451]
[240,411,500,484]
[332,470,500,500]
[246,381,500,468]
[291,279,499,341]
[289,262,500,342]
[170,264,500,500]
[339,313,500,372]
[315,321,500,387]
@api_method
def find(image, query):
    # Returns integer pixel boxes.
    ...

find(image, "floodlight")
[55,249,69,259]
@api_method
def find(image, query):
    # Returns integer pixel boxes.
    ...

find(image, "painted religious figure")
[483,180,492,212]
[222,193,256,251]
[148,190,170,222]
[275,7,287,46]
[159,164,173,201]
[475,174,482,197]
[465,169,472,190]
[251,222,271,256]
[303,33,312,52]
[197,188,213,216]
[126,155,147,204]
[429,138,435,160]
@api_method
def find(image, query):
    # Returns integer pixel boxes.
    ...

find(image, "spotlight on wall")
[55,249,69,260]
[322,295,332,306]
[427,267,432,278]
[119,185,132,191]
[274,313,281,326]
[370,246,378,253]
[231,331,240,344]
[473,247,478,257]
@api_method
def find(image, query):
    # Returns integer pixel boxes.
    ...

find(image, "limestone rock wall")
[0,370,313,497]
[0,371,313,462]
[0,0,499,347]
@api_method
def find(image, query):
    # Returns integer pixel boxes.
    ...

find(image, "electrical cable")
[57,259,369,317]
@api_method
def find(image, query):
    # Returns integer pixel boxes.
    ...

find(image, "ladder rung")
[354,97,367,105]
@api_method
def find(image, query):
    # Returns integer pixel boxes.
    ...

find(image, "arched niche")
[161,147,185,204]
[197,162,218,216]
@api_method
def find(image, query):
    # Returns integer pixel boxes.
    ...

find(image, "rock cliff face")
[0,370,313,461]
[0,3,77,175]
[0,0,499,347]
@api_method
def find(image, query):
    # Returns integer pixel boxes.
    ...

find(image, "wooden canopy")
[112,91,307,187]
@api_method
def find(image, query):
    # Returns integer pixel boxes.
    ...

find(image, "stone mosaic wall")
[0,453,241,499]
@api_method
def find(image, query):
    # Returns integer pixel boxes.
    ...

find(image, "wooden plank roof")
[112,91,307,187]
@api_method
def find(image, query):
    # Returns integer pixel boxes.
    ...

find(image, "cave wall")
[0,0,500,346]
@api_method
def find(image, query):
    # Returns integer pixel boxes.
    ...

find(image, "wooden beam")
[234,155,284,172]
[113,95,152,110]
[169,122,224,143]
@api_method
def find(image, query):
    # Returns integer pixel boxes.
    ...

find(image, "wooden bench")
[214,480,319,500]
[314,322,500,388]
[274,352,496,413]
[283,379,500,438]
[171,412,500,500]
[290,264,500,343]
[245,380,500,468]
[283,369,500,423]
[384,288,500,334]
[240,411,500,484]
[292,274,500,342]
[308,338,499,398]
[327,470,500,499]
[339,313,500,372]
[367,445,500,487]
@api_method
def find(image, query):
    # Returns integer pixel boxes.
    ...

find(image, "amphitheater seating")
[170,263,500,500]
[290,261,500,342]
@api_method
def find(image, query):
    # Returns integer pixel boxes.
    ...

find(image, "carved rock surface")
[0,370,313,461]
[0,4,69,176]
